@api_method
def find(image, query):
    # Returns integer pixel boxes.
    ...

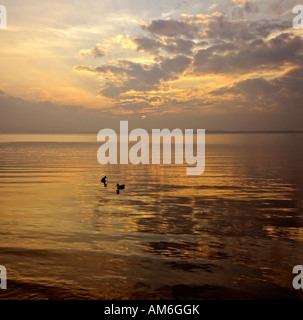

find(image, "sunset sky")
[1,0,303,132]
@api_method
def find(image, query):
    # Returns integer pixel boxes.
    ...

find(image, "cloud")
[160,54,192,77]
[132,36,195,55]
[211,67,303,112]
[75,60,164,97]
[193,33,303,74]
[75,55,192,98]
[230,0,259,18]
[141,18,199,38]
[79,43,108,58]
[73,10,303,126]
[163,38,196,55]
[0,91,116,133]
[266,0,295,16]
[200,12,290,41]
[132,36,162,53]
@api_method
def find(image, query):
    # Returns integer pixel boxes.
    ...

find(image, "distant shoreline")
[205,130,303,134]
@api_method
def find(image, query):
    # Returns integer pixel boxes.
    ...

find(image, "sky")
[0,0,303,132]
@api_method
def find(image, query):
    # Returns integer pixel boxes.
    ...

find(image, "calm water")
[0,133,303,300]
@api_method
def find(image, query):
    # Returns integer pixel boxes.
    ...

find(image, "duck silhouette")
[116,183,125,194]
[101,176,107,187]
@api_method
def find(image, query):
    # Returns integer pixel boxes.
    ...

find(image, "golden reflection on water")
[0,133,303,299]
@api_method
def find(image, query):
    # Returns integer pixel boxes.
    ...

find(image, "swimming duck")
[101,176,107,187]
[116,183,125,194]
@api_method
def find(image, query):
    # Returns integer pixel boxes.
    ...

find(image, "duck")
[101,176,107,187]
[116,183,125,194]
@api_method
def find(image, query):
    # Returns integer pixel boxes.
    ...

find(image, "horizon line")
[0,130,303,135]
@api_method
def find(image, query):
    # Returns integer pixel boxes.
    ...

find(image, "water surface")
[0,133,302,299]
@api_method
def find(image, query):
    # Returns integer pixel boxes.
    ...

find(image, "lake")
[0,133,302,299]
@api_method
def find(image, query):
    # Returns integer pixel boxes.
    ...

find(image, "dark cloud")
[132,36,195,55]
[132,36,162,53]
[266,0,293,16]
[231,0,259,19]
[202,13,290,41]
[142,18,199,38]
[193,33,303,74]
[163,38,196,55]
[211,67,303,112]
[1,83,302,133]
[0,92,116,133]
[202,13,253,40]
[160,55,192,77]
[75,55,192,98]
[248,19,291,39]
